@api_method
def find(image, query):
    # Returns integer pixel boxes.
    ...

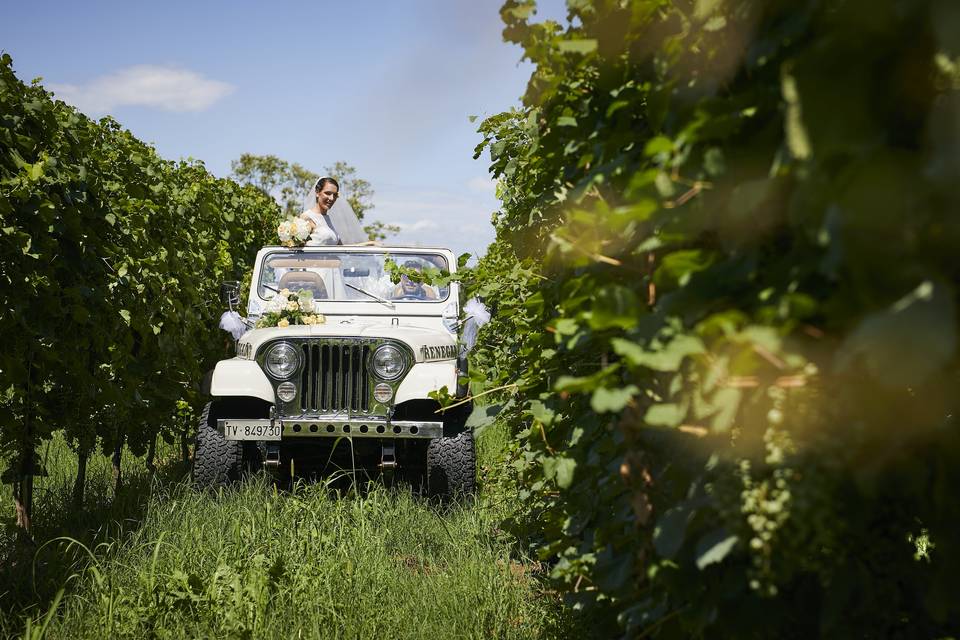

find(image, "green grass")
[1,426,577,639]
[0,434,179,623]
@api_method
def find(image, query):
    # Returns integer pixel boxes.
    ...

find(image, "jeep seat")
[278,271,328,299]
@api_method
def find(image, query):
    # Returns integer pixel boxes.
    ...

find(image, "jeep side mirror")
[220,281,240,308]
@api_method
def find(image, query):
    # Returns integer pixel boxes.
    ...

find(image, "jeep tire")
[191,402,242,488]
[426,430,476,499]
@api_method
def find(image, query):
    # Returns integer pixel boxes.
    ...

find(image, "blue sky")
[0,1,567,258]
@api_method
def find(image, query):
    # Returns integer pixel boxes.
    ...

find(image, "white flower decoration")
[277,220,292,243]
[293,218,311,241]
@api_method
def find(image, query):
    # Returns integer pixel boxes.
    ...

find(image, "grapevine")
[466,0,960,635]
[0,54,279,528]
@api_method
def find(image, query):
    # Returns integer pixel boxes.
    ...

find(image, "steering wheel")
[397,294,425,301]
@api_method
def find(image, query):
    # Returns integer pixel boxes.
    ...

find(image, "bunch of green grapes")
[732,382,848,595]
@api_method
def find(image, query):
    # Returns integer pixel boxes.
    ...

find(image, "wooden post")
[13,478,32,534]
[13,446,34,538]
[146,433,157,475]
[181,426,190,465]
[15,351,37,538]
[646,252,657,306]
[112,434,123,496]
[73,446,89,509]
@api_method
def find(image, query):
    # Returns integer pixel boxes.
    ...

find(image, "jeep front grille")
[299,340,372,413]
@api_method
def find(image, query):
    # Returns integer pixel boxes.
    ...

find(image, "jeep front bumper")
[219,418,443,441]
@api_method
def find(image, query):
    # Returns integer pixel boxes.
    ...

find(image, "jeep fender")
[395,361,457,405]
[211,359,275,404]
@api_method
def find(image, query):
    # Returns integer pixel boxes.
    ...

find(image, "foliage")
[364,219,402,243]
[0,54,278,523]
[384,256,457,287]
[468,0,960,636]
[230,153,314,217]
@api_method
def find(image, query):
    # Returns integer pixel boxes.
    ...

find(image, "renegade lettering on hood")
[420,344,458,361]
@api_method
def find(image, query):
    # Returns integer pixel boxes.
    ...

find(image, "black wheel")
[191,402,242,488]
[426,430,476,499]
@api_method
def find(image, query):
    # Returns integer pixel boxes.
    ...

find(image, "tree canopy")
[230,154,398,241]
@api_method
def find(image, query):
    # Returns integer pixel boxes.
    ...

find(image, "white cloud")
[49,65,234,114]
[372,185,498,258]
[394,219,439,232]
[466,176,496,195]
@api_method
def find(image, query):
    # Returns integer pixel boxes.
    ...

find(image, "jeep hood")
[239,323,458,363]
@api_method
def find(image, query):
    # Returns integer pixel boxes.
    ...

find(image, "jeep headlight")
[372,344,405,380]
[264,342,300,379]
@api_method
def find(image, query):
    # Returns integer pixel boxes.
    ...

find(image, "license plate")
[222,421,281,441]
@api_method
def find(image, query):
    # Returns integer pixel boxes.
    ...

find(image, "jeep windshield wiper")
[345,282,395,308]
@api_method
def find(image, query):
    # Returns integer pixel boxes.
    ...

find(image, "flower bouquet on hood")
[277,217,312,247]
[256,288,326,328]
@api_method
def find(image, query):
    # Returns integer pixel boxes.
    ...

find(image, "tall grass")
[2,425,576,639]
[0,434,183,625]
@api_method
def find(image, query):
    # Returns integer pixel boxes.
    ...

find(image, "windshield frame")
[256,248,452,304]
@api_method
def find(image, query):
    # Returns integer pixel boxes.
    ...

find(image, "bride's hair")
[314,176,340,193]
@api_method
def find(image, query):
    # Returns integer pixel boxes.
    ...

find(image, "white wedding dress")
[302,210,340,245]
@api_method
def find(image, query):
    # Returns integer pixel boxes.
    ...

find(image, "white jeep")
[193,245,474,497]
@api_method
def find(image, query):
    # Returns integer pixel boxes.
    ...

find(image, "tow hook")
[380,442,397,469]
[265,445,281,470]
[379,442,397,478]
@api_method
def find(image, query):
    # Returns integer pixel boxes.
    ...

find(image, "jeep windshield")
[257,251,450,303]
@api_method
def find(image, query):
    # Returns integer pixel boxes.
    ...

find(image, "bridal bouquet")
[277,217,312,247]
[256,288,326,328]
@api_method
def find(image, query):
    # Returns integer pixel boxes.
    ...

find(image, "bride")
[299,176,368,245]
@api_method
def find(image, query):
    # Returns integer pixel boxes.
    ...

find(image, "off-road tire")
[426,430,476,499]
[191,402,242,488]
